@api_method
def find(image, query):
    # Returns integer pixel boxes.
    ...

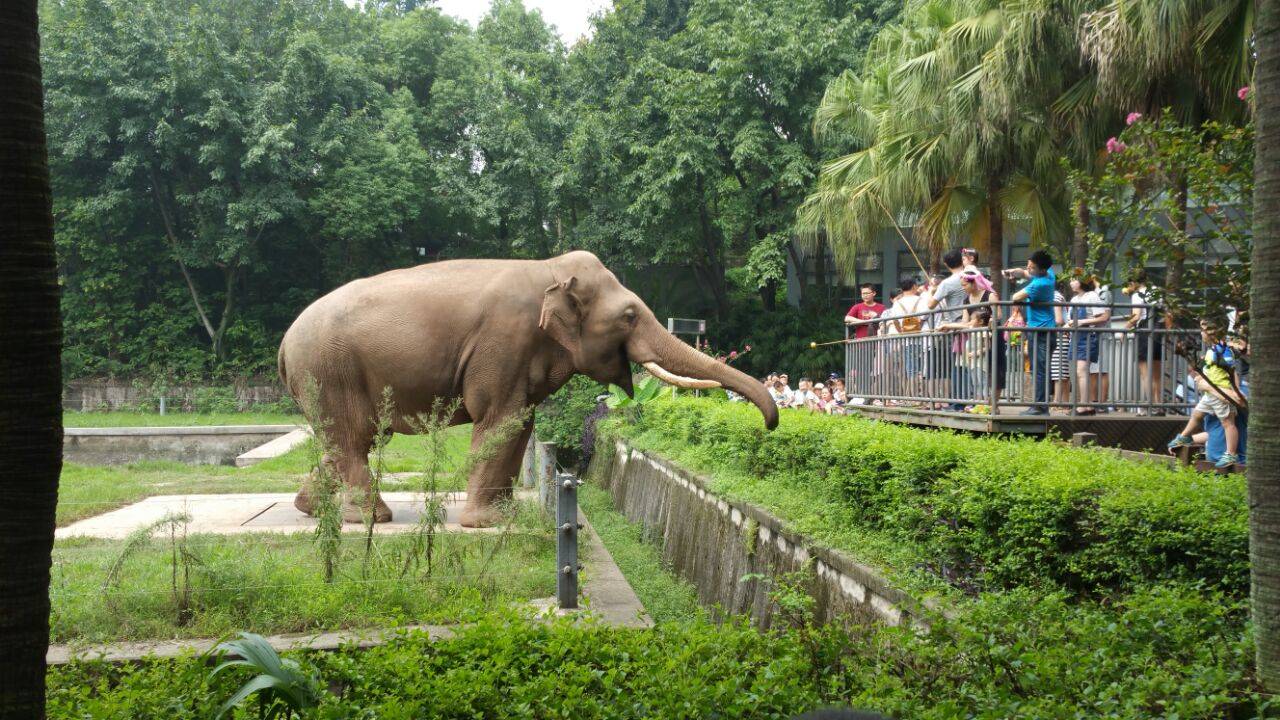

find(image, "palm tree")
[1079,0,1255,294]
[800,0,1077,282]
[1250,0,1280,692]
[0,0,63,716]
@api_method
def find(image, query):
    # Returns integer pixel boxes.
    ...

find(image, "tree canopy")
[43,0,897,379]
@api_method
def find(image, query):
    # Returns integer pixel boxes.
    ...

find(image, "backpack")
[898,296,924,333]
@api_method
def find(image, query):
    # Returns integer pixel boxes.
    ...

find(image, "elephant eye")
[622,307,637,325]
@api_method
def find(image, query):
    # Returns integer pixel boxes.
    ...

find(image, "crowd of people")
[761,372,853,415]
[745,247,1250,467]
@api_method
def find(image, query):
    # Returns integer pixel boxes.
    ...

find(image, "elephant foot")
[458,502,503,529]
[294,487,315,517]
[341,492,393,524]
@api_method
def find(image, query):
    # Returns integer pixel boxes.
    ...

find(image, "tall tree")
[561,0,892,316]
[0,0,62,715]
[801,0,1076,281]
[1251,0,1280,691]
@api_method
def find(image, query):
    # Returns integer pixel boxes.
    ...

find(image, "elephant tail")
[277,342,290,396]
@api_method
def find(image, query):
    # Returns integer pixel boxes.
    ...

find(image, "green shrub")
[613,398,1249,598]
[535,375,605,465]
[192,386,240,414]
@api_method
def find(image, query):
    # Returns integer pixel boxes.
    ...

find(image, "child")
[1168,319,1246,468]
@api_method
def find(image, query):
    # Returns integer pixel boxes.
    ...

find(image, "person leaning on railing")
[934,271,1006,408]
[1004,250,1057,415]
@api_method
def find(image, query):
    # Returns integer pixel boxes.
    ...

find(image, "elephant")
[277,250,778,527]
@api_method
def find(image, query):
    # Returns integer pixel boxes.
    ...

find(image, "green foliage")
[562,0,893,317]
[716,278,845,380]
[48,597,1261,719]
[211,632,325,719]
[605,376,662,409]
[743,233,789,290]
[534,374,605,464]
[1069,112,1253,336]
[191,387,241,414]
[614,398,1249,598]
[43,0,901,380]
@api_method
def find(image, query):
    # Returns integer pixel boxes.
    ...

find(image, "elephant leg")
[294,449,339,516]
[458,414,534,528]
[293,422,392,524]
[335,440,393,524]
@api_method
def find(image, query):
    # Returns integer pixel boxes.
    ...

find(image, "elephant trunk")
[627,317,779,430]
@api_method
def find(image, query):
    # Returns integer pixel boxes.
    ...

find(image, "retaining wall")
[63,425,299,466]
[589,439,940,630]
[63,378,285,412]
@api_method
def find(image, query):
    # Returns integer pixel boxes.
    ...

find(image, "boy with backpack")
[1167,318,1246,468]
[891,278,926,400]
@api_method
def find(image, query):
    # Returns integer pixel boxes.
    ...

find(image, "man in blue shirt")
[1007,250,1057,414]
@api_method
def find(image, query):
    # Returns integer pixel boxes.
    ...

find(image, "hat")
[828,372,840,380]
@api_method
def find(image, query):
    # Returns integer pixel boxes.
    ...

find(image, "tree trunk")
[1072,199,1090,270]
[1166,172,1189,325]
[0,1,63,716]
[785,238,805,305]
[694,178,728,319]
[987,181,1005,286]
[759,279,777,311]
[1251,0,1280,691]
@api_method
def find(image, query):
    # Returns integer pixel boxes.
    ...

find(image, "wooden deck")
[842,404,1187,453]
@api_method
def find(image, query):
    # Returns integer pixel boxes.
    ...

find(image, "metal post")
[1146,311,1156,415]
[555,472,580,609]
[159,396,166,416]
[988,314,1000,415]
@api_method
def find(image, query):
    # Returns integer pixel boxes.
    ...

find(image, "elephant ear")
[539,276,584,357]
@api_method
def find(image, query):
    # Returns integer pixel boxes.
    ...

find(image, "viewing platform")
[838,299,1237,454]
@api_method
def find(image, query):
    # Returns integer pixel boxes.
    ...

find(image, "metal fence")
[843,300,1204,415]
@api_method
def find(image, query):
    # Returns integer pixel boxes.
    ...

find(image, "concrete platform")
[843,404,1187,452]
[56,490,538,540]
[64,425,300,466]
[235,427,311,467]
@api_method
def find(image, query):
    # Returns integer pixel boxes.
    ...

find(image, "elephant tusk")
[642,362,721,390]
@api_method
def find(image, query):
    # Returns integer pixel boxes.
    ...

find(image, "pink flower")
[729,350,738,359]
[744,344,752,351]
[1238,86,1251,100]
[1105,137,1127,154]
[1125,112,1142,125]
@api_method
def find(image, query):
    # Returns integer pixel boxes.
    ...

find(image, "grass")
[57,427,475,526]
[64,411,305,427]
[50,501,555,645]
[579,483,704,625]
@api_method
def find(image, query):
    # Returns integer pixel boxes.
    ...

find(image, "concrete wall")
[589,439,943,630]
[63,378,285,412]
[63,425,299,466]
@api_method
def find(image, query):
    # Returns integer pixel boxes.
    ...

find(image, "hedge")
[48,596,1259,719]
[607,398,1249,598]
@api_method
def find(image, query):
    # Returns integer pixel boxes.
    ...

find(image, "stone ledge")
[65,425,300,437]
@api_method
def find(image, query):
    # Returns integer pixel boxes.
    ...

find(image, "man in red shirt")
[844,284,886,339]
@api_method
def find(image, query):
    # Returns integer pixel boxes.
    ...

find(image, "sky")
[431,0,610,45]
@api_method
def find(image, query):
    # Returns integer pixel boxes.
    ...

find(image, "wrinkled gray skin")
[278,251,778,527]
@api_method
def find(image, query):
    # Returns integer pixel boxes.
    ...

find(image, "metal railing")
[842,300,1202,416]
